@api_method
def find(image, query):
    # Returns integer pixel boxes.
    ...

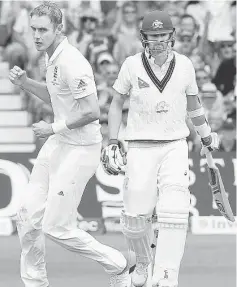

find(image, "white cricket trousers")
[16,136,126,287]
[123,139,190,214]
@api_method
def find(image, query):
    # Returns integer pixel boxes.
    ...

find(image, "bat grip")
[205,151,216,168]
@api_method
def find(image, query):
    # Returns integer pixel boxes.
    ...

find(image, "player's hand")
[32,121,54,138]
[101,141,127,175]
[200,132,220,156]
[9,66,27,86]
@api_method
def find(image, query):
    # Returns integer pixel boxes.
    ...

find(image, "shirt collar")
[46,37,69,66]
[145,50,174,66]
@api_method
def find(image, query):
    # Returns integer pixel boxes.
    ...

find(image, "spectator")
[94,51,114,91]
[111,0,138,40]
[137,0,161,15]
[3,2,41,76]
[222,96,236,127]
[196,67,212,90]
[212,42,236,96]
[175,14,201,59]
[98,62,120,123]
[191,55,210,73]
[200,82,224,118]
[65,1,81,33]
[0,1,18,47]
[86,26,111,67]
[200,82,224,133]
[68,8,110,67]
[218,121,236,152]
[206,1,233,43]
[230,1,236,38]
[175,29,200,58]
[166,1,186,28]
[199,1,235,77]
[68,8,100,57]
[111,1,142,65]
[185,1,207,36]
[180,13,199,35]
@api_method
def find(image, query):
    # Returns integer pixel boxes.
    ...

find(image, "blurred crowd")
[0,0,236,152]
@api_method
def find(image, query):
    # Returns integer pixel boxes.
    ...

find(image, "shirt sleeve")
[185,58,199,96]
[113,59,131,95]
[63,58,97,99]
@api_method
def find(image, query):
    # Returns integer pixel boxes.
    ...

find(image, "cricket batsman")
[9,2,131,287]
[101,10,220,287]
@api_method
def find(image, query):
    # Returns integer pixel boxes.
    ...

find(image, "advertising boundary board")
[0,152,235,235]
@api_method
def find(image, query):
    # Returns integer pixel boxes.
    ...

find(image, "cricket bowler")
[101,10,220,287]
[9,2,131,287]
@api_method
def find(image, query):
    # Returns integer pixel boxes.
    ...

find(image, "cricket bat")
[205,151,235,222]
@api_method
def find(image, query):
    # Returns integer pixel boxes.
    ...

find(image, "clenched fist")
[32,121,54,138]
[9,66,27,86]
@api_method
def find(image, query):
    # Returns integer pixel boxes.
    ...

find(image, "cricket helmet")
[140,10,175,49]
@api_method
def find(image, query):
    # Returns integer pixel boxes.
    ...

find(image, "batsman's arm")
[108,90,127,141]
[186,94,212,145]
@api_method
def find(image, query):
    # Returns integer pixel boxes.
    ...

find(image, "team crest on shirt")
[138,77,150,89]
[155,101,169,113]
[52,66,59,86]
[152,20,163,29]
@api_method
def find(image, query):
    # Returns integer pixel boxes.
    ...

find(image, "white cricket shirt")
[45,37,102,145]
[113,51,198,141]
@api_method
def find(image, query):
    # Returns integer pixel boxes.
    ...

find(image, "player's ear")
[56,23,63,34]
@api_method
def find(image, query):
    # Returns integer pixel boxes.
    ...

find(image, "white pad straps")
[158,208,189,229]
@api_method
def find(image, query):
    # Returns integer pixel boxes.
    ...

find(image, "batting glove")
[200,132,220,156]
[101,140,127,175]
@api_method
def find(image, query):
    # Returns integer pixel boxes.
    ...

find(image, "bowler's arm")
[20,78,51,104]
[108,89,127,140]
[66,93,100,129]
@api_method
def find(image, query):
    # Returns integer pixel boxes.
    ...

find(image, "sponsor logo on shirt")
[77,79,87,88]
[77,79,87,90]
[52,66,59,86]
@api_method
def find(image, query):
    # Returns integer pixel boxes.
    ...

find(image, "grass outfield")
[0,233,235,287]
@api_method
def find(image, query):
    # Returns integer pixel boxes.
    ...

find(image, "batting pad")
[120,211,153,264]
[158,208,189,229]
[152,208,189,286]
[152,183,191,285]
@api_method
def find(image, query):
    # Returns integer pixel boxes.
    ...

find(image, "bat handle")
[205,151,216,168]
